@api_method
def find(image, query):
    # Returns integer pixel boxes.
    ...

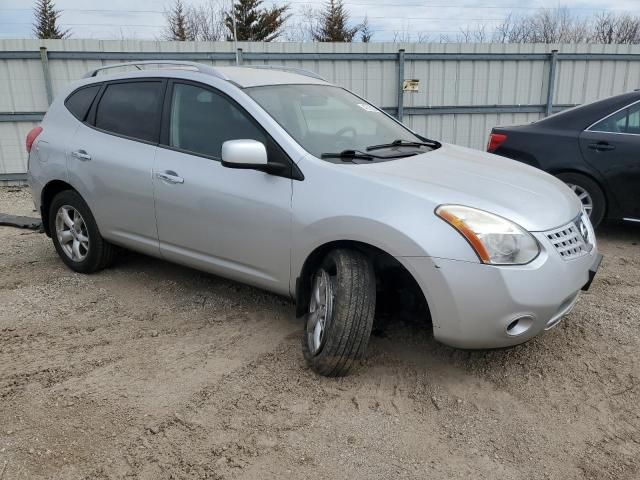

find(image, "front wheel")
[302,249,376,377]
[556,172,606,228]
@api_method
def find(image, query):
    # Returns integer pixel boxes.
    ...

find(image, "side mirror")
[221,139,268,168]
[221,139,288,175]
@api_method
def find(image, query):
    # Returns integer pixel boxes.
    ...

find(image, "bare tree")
[592,12,640,44]
[392,30,411,43]
[186,0,227,41]
[392,30,430,43]
[458,24,487,43]
[492,7,590,44]
[492,13,527,43]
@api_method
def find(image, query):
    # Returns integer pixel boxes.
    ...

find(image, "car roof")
[216,66,329,88]
[534,90,640,130]
[82,62,330,89]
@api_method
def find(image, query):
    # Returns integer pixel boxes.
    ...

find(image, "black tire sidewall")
[556,172,606,228]
[49,190,106,273]
[302,249,376,377]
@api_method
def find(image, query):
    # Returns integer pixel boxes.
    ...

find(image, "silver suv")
[27,61,602,376]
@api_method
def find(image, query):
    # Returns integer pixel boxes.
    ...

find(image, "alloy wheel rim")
[566,183,594,217]
[55,205,90,262]
[306,269,334,356]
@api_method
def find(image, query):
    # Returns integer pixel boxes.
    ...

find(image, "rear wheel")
[49,190,116,273]
[556,172,606,228]
[302,249,376,377]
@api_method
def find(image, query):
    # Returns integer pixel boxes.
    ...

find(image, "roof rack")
[83,60,229,80]
[238,65,326,81]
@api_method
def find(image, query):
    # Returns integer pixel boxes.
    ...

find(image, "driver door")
[152,81,294,295]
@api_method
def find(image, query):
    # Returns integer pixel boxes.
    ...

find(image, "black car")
[488,91,640,227]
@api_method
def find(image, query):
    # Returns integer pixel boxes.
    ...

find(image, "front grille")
[545,217,591,260]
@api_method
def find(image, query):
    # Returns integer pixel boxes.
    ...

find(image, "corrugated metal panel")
[0,121,38,174]
[2,39,640,175]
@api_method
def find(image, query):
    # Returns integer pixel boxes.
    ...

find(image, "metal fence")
[2,39,640,181]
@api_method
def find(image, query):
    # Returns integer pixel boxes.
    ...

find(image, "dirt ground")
[0,186,638,480]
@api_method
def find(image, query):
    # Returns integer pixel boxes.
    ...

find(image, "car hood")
[357,143,582,232]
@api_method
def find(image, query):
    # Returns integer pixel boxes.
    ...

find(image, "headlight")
[436,205,540,265]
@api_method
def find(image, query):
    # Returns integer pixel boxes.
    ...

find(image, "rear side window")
[65,85,101,121]
[95,81,163,143]
[590,102,640,134]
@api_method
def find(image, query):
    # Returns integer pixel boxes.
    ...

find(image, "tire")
[302,249,376,377]
[556,172,606,228]
[49,190,116,273]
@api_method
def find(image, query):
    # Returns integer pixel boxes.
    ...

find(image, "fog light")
[505,315,534,336]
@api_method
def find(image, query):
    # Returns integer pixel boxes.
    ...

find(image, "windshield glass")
[245,84,429,160]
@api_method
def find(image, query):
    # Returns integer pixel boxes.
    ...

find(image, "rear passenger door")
[67,79,165,256]
[580,101,640,218]
[153,80,293,294]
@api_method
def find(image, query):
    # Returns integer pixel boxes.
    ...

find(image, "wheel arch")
[547,168,611,219]
[294,240,430,322]
[40,180,79,237]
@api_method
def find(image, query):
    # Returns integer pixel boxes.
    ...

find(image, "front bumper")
[399,239,601,349]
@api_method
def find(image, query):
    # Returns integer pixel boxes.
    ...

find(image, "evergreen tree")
[225,0,290,42]
[164,0,192,41]
[33,0,70,39]
[360,15,373,42]
[312,0,359,42]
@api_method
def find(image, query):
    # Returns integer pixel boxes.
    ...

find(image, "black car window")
[65,85,101,121]
[590,102,640,135]
[169,82,266,159]
[627,106,640,134]
[95,81,163,143]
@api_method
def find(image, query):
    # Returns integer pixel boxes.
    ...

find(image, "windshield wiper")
[321,149,419,161]
[366,138,439,151]
[321,149,375,160]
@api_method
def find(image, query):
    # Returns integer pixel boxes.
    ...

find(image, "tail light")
[26,126,43,153]
[487,133,507,153]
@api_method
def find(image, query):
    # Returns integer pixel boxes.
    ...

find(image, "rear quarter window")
[94,81,164,143]
[64,84,101,121]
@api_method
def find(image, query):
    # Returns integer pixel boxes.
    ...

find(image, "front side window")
[590,102,640,134]
[169,83,266,158]
[246,84,431,159]
[95,81,163,142]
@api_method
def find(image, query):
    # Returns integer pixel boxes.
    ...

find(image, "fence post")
[237,47,243,66]
[39,46,53,106]
[545,49,558,116]
[396,48,405,121]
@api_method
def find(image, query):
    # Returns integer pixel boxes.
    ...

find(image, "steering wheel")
[336,126,356,138]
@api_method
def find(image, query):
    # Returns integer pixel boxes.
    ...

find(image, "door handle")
[71,149,91,161]
[156,171,184,184]
[588,142,616,152]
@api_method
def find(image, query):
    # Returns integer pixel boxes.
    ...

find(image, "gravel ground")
[0,186,639,480]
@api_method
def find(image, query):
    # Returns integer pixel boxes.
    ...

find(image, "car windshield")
[245,84,435,161]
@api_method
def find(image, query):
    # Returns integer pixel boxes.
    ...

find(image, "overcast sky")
[2,0,640,42]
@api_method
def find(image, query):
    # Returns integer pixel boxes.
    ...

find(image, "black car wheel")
[556,172,606,228]
[302,249,376,377]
